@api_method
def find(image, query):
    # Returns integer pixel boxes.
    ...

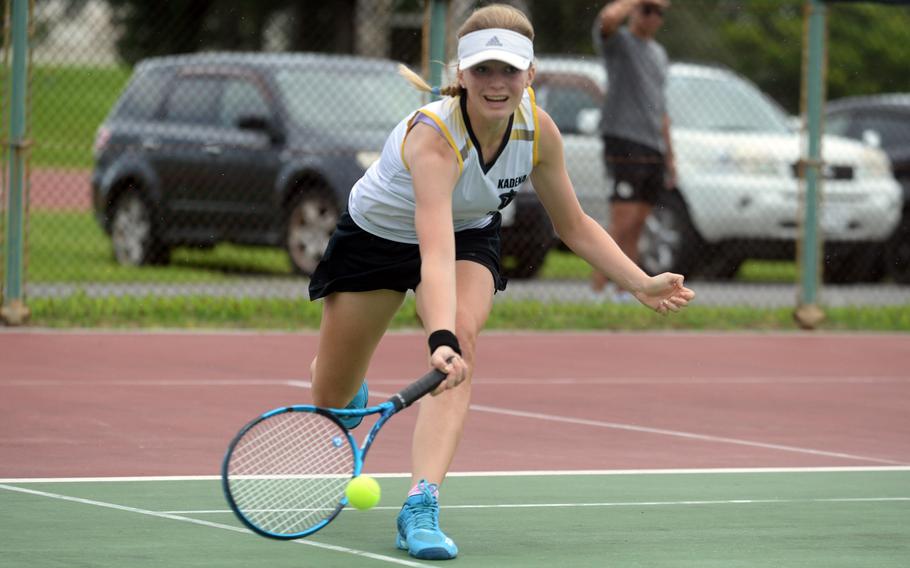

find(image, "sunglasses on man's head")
[641,4,665,17]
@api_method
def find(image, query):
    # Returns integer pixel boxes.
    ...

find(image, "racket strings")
[227,411,355,535]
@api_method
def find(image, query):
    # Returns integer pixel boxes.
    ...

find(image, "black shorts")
[308,212,507,301]
[602,135,666,205]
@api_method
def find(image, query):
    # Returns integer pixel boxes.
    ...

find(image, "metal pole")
[2,0,30,325]
[427,0,448,100]
[794,0,827,330]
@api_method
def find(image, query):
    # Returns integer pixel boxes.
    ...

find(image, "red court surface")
[1,330,908,478]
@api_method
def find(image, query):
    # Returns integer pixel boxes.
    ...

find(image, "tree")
[529,0,910,113]
[102,0,336,65]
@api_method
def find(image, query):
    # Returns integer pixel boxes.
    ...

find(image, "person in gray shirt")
[591,0,676,300]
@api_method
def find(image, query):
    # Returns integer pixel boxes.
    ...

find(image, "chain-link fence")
[2,0,909,317]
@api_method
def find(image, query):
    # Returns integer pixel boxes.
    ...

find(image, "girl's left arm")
[529,109,694,313]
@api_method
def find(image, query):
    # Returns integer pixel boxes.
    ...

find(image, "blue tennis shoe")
[338,380,368,430]
[396,480,458,560]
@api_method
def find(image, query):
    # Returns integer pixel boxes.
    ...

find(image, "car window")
[536,84,600,133]
[164,76,222,125]
[275,68,423,131]
[853,111,910,151]
[825,113,852,138]
[221,79,270,127]
[667,74,791,134]
[114,68,171,120]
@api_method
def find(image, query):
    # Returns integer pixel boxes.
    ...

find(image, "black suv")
[92,52,553,277]
[826,94,910,283]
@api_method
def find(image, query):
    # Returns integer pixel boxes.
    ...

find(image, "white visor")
[457,28,534,71]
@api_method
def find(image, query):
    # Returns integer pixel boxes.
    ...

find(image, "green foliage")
[98,0,401,65]
[826,2,910,100]
[24,4,910,165]
[531,0,910,113]
[104,0,291,65]
[698,0,910,112]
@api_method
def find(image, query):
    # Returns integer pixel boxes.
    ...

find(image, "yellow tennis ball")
[345,475,381,510]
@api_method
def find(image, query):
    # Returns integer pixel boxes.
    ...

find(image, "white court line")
[161,496,910,515]
[3,376,907,387]
[0,379,293,387]
[465,376,909,385]
[3,378,905,469]
[468,402,908,466]
[286,381,908,467]
[0,484,431,567]
[338,376,909,386]
[3,465,910,484]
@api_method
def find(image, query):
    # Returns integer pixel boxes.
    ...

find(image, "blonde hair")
[399,3,535,97]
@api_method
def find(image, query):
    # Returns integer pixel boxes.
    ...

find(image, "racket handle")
[390,368,447,411]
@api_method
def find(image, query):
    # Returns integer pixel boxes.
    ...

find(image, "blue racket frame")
[222,368,446,540]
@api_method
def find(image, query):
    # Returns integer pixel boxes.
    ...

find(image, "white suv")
[531,56,902,283]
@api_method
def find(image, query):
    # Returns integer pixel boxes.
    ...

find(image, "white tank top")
[348,88,540,244]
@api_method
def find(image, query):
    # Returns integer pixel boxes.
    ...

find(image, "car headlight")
[356,151,381,170]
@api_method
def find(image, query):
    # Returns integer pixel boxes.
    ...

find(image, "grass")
[10,211,908,331]
[24,212,802,285]
[23,294,910,331]
[539,249,799,283]
[25,211,293,283]
[28,66,132,169]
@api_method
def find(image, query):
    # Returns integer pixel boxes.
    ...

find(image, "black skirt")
[308,212,507,300]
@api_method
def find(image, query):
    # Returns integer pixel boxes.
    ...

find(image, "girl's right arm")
[404,122,468,392]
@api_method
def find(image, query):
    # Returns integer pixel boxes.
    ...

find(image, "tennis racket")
[221,367,446,540]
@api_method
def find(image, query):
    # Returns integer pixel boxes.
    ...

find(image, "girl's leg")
[409,260,495,486]
[310,289,406,408]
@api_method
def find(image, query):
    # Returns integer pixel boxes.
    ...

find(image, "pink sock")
[408,480,439,499]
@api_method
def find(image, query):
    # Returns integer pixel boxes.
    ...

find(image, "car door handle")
[141,139,161,151]
[203,144,222,156]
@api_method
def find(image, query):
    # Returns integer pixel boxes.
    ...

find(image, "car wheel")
[639,194,702,277]
[286,190,339,276]
[110,189,169,266]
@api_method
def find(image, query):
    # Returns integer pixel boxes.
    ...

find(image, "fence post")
[794,0,827,330]
[2,0,31,325]
[427,0,448,100]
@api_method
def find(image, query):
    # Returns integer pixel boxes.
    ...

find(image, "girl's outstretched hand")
[633,273,695,314]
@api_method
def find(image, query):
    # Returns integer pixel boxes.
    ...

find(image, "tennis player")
[307,3,695,560]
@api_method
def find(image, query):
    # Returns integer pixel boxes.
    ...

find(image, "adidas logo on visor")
[486,36,503,47]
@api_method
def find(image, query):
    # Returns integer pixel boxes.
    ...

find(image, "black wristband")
[428,330,462,356]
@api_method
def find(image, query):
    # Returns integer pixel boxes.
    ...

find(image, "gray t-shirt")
[593,24,668,152]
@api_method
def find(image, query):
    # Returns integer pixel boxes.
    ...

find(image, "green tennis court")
[3,469,908,567]
[3,330,909,566]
